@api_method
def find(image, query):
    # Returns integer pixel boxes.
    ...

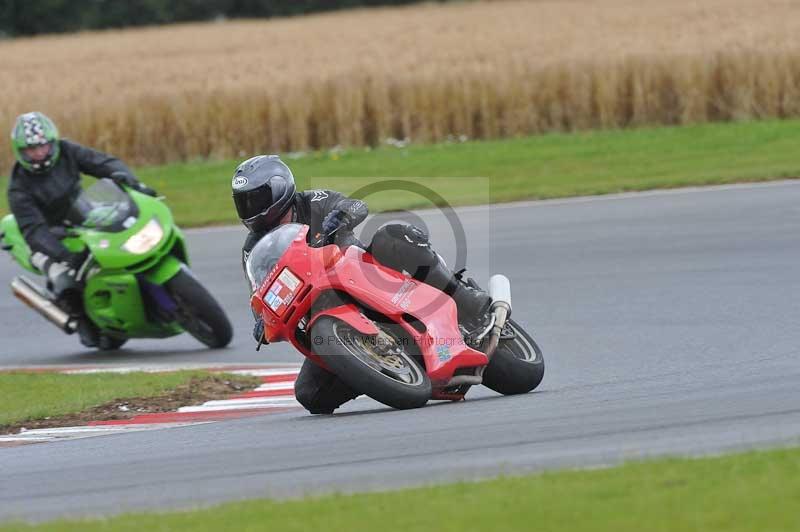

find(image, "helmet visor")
[22,142,54,163]
[234,185,273,221]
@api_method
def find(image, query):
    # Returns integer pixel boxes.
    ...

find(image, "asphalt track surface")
[2,181,800,522]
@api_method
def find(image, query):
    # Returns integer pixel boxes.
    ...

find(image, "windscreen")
[245,223,305,291]
[66,179,137,232]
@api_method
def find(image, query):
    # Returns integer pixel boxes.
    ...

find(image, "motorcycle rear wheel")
[481,319,545,395]
[309,316,431,410]
[98,335,128,351]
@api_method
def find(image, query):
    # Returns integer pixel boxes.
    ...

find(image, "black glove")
[136,183,159,197]
[321,210,350,237]
[253,317,266,344]
[109,171,138,187]
[110,171,158,197]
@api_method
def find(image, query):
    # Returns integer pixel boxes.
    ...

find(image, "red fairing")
[250,225,488,388]
[308,304,380,336]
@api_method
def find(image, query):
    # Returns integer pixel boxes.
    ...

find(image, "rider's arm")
[63,140,137,182]
[242,231,268,346]
[242,231,263,310]
[66,140,158,196]
[7,186,72,262]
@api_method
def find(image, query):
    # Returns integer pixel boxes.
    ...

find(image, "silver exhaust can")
[10,276,77,333]
[488,274,512,311]
[482,274,512,361]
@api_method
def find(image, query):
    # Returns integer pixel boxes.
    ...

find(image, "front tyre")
[482,319,545,395]
[166,269,233,348]
[310,316,431,410]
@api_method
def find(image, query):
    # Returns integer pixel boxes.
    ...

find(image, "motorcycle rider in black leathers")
[233,155,492,414]
[6,112,156,348]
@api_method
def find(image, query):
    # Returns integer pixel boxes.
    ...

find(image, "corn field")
[2,0,800,170]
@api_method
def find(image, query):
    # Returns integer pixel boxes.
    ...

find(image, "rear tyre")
[166,269,233,348]
[309,316,431,410]
[98,336,128,351]
[482,319,545,395]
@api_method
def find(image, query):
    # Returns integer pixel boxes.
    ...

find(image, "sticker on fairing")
[391,278,416,309]
[436,344,451,362]
[265,268,302,315]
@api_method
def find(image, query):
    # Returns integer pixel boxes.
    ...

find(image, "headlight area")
[122,218,164,254]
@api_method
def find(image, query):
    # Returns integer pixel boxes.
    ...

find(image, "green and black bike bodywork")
[1,179,232,349]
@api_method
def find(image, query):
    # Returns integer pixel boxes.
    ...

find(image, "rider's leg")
[294,358,360,414]
[30,251,98,347]
[368,224,491,328]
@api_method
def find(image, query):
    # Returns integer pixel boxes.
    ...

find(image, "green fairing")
[76,188,176,270]
[83,271,182,337]
[142,254,184,285]
[1,181,192,340]
[1,214,36,272]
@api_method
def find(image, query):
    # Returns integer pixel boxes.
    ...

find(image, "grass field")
[0,371,255,428]
[2,119,797,227]
[1,0,800,168]
[5,445,799,531]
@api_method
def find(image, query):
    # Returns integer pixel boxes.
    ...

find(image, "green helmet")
[10,112,61,173]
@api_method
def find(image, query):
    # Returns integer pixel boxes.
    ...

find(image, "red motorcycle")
[248,223,545,410]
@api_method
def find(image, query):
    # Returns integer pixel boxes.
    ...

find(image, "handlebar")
[311,225,342,247]
[108,172,159,198]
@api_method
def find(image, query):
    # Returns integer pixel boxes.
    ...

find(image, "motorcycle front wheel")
[309,316,431,410]
[166,269,233,348]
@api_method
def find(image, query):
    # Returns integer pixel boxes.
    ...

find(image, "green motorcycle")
[1,178,233,350]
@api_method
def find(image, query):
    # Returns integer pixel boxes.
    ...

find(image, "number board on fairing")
[265,268,302,316]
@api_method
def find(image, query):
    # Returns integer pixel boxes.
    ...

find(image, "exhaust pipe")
[483,274,512,360]
[445,276,513,388]
[10,276,77,333]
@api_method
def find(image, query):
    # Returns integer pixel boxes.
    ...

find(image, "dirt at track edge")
[0,374,261,436]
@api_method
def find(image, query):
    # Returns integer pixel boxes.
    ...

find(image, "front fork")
[138,256,185,321]
[138,277,179,322]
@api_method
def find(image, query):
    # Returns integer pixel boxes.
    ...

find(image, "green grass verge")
[5,446,800,531]
[0,371,217,427]
[1,119,799,227]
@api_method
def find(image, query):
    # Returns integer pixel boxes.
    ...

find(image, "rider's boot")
[32,252,95,345]
[422,256,492,331]
[31,252,81,300]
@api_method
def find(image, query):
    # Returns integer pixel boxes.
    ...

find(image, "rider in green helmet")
[10,111,62,173]
[6,111,157,347]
